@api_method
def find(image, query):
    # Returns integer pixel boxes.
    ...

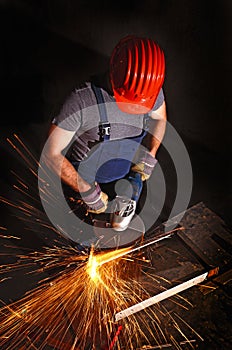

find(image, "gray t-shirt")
[52,82,164,161]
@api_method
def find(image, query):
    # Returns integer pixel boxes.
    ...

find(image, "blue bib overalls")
[72,84,149,184]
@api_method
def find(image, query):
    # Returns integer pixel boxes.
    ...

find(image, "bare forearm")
[146,100,167,157]
[144,118,166,157]
[45,153,91,193]
[43,125,91,193]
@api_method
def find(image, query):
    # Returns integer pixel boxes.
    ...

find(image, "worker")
[43,35,167,243]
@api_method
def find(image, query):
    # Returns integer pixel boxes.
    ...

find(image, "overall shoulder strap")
[91,83,111,141]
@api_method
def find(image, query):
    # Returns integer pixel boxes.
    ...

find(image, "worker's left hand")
[131,149,158,181]
[80,183,108,214]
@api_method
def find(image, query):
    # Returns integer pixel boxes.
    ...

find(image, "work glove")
[131,149,158,181]
[80,183,108,214]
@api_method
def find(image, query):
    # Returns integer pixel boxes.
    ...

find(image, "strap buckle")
[98,122,111,141]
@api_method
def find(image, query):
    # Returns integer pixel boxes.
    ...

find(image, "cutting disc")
[92,213,145,250]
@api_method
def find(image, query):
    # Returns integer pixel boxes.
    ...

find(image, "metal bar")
[123,227,184,256]
[115,270,216,322]
[96,227,183,267]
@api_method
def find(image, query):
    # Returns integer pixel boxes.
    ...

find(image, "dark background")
[0,0,231,230]
[0,1,231,348]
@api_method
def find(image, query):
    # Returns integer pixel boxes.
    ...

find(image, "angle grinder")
[110,195,136,231]
[93,172,145,249]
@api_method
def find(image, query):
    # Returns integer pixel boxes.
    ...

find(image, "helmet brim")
[113,89,157,114]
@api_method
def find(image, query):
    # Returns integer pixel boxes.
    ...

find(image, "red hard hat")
[110,35,165,114]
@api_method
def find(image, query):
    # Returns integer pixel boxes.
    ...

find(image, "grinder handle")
[127,171,143,203]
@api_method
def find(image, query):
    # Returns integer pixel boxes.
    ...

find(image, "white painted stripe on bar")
[115,272,208,321]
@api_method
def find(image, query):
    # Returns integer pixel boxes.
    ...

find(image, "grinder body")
[111,172,143,231]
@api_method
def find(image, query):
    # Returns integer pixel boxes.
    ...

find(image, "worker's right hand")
[80,183,108,214]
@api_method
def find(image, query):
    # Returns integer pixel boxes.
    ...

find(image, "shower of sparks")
[0,244,201,350]
[0,134,204,349]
